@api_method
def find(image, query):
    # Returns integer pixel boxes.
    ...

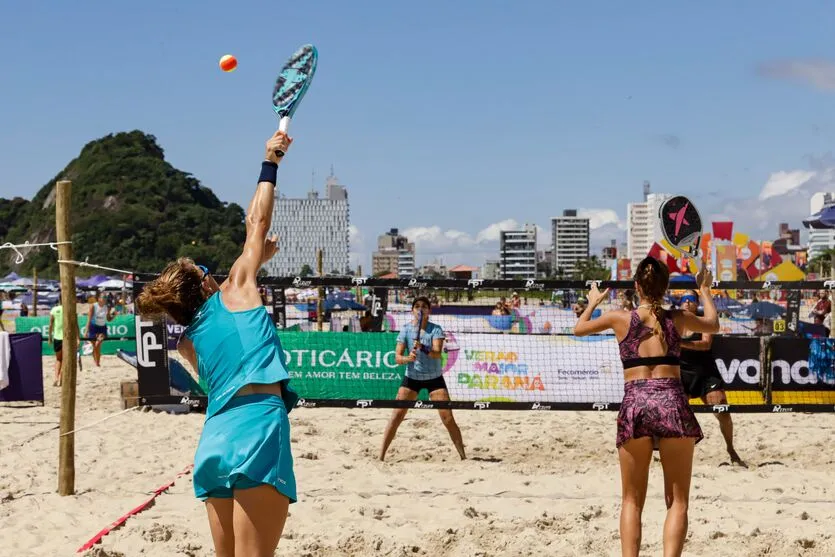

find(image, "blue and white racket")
[272,44,318,157]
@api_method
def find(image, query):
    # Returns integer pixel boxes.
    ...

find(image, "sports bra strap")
[621,355,680,370]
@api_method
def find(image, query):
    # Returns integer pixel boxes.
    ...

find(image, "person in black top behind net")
[679,290,746,467]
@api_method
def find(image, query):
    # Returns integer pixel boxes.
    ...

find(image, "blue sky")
[2,0,835,270]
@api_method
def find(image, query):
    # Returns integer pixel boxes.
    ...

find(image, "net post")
[32,267,38,316]
[317,249,324,331]
[56,180,79,496]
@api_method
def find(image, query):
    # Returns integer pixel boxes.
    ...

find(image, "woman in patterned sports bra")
[574,256,719,557]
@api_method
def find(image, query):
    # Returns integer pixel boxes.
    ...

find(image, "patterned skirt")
[616,377,703,450]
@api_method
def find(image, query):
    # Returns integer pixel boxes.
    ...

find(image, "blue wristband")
[258,161,278,185]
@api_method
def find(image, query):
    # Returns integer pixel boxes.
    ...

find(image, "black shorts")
[401,375,447,394]
[53,340,63,354]
[680,367,724,399]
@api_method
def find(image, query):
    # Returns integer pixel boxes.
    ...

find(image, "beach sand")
[1,356,834,556]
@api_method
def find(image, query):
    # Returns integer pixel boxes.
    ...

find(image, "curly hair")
[135,257,206,326]
[634,256,671,351]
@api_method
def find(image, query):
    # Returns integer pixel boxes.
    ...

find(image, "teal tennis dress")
[185,292,299,502]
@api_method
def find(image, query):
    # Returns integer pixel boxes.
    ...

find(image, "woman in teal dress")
[136,130,297,557]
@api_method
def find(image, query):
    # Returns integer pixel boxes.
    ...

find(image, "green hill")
[0,130,247,278]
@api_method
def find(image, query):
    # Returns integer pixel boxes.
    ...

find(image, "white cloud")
[577,208,626,230]
[706,156,835,238]
[758,59,835,92]
[758,170,815,201]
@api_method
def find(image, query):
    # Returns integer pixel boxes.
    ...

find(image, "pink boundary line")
[77,465,194,553]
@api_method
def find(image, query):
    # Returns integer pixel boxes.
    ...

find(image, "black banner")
[135,315,170,398]
[785,289,801,336]
[711,336,763,390]
[770,337,835,391]
[367,287,388,332]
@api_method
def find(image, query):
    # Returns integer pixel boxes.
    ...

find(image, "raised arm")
[227,131,293,290]
[676,268,719,334]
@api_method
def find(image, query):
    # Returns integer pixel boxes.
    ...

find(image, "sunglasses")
[196,264,210,280]
[680,295,698,304]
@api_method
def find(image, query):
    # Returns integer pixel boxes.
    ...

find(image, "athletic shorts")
[617,378,703,450]
[53,340,63,353]
[90,324,108,339]
[401,375,447,394]
[193,393,296,503]
[680,367,725,399]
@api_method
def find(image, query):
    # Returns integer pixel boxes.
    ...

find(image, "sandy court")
[0,356,834,556]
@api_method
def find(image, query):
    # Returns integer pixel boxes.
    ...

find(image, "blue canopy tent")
[735,301,786,320]
[803,206,835,229]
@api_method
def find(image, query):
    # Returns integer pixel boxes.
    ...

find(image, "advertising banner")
[15,314,136,356]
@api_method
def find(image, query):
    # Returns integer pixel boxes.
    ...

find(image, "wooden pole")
[32,268,38,316]
[56,180,78,496]
[317,249,324,332]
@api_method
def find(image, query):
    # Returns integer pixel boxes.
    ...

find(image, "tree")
[299,264,314,277]
[573,256,611,281]
[808,248,835,279]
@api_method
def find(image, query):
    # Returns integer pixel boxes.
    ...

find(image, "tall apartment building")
[372,228,415,278]
[499,224,537,280]
[627,182,672,272]
[265,172,350,276]
[808,192,835,259]
[551,209,590,278]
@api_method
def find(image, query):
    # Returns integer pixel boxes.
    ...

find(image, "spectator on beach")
[810,290,831,326]
[19,302,28,317]
[85,292,113,367]
[48,302,63,386]
[492,302,510,316]
[510,292,521,309]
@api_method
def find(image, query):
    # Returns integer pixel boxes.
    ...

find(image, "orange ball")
[219,54,237,72]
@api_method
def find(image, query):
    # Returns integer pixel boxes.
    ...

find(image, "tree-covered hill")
[0,130,247,278]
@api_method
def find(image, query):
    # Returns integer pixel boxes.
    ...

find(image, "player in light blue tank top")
[378,296,467,462]
[135,130,297,556]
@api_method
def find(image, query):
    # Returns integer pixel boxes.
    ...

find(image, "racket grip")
[275,116,291,157]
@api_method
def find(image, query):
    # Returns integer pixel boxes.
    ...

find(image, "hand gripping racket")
[413,309,425,356]
[272,44,318,157]
[658,195,704,271]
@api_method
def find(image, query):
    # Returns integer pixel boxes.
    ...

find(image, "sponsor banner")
[282,331,625,403]
[770,338,835,392]
[15,314,135,356]
[711,336,763,390]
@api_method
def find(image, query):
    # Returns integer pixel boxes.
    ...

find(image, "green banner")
[15,314,136,356]
[279,331,428,400]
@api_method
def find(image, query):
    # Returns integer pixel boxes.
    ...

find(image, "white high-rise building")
[551,209,590,278]
[266,172,350,276]
[627,183,672,272]
[499,224,537,280]
[808,192,835,259]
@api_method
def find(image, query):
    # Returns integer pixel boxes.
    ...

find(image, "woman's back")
[617,308,682,381]
[186,292,298,418]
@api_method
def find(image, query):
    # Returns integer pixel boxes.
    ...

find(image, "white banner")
[441,333,625,403]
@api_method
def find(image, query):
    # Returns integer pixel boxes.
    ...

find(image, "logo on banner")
[408,278,427,289]
[585,280,602,288]
[356,399,373,408]
[712,404,729,413]
[413,400,434,409]
[467,279,484,288]
[473,401,490,409]
[136,318,163,367]
[524,279,545,290]
[292,277,312,288]
[351,277,368,286]
[530,402,551,410]
[592,402,609,411]
[772,405,793,413]
[458,349,544,391]
[762,281,774,289]
[296,399,317,408]
[824,280,835,289]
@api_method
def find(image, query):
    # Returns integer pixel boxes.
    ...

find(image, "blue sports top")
[185,292,298,419]
[396,321,445,380]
